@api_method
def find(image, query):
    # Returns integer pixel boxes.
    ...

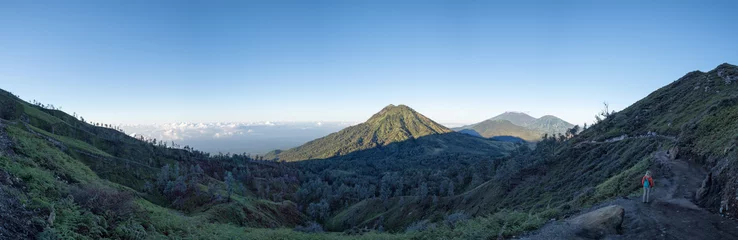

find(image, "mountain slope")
[489,111,538,126]
[577,63,738,216]
[474,63,738,231]
[528,115,574,134]
[455,112,574,141]
[273,104,460,161]
[0,89,310,239]
[326,63,738,235]
[455,119,543,141]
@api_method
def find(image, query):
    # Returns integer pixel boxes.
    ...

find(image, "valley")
[2,63,738,239]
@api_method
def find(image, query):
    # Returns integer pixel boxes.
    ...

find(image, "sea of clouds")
[121,121,354,155]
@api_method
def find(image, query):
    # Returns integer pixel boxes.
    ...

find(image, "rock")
[567,205,624,239]
[717,68,738,84]
[695,172,712,206]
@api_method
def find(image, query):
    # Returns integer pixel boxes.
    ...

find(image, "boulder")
[567,205,624,239]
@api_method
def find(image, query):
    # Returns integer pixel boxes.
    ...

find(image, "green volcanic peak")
[272,104,458,161]
[365,104,452,136]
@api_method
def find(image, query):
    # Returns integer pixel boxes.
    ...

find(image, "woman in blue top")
[642,171,654,203]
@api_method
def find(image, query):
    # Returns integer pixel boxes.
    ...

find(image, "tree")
[566,125,580,138]
[225,171,235,202]
[156,164,171,190]
[470,172,483,187]
[595,101,613,124]
[380,182,391,208]
[308,199,330,221]
[418,182,428,199]
[446,180,455,197]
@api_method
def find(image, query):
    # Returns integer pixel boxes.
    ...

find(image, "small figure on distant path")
[642,170,654,203]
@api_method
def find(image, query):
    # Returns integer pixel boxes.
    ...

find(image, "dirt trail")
[522,151,738,240]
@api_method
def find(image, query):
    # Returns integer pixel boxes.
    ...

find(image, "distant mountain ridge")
[270,104,513,161]
[489,111,537,126]
[455,112,573,141]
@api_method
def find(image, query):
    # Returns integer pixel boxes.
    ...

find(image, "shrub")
[36,227,58,240]
[540,207,561,220]
[405,219,436,233]
[53,196,108,239]
[112,221,147,240]
[294,221,324,233]
[444,211,470,228]
[70,185,138,227]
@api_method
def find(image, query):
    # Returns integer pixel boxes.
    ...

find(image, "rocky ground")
[520,151,738,240]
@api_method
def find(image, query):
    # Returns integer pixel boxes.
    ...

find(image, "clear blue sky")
[2,1,737,126]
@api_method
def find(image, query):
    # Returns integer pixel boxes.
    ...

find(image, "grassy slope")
[330,64,738,236]
[276,104,474,161]
[1,89,380,239]
[577,63,738,215]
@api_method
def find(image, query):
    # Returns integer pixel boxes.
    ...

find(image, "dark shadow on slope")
[457,129,483,138]
[320,136,669,232]
[289,131,515,165]
[287,132,517,231]
[489,135,526,143]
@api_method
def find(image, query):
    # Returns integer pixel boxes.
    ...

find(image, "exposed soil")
[521,151,738,240]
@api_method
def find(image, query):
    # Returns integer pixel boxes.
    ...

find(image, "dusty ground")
[521,151,738,240]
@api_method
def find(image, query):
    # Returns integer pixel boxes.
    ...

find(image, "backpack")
[643,176,651,188]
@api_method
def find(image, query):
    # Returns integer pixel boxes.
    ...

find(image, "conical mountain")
[273,104,511,161]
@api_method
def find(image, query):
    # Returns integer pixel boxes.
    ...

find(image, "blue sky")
[1,1,737,126]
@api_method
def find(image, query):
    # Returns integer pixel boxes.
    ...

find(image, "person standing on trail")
[642,171,654,203]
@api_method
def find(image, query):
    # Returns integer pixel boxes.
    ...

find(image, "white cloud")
[120,121,348,142]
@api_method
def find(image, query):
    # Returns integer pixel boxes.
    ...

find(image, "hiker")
[642,170,654,203]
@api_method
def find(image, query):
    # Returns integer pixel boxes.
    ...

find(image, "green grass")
[692,99,738,157]
[412,209,546,240]
[6,124,99,186]
[587,156,651,205]
[22,103,63,125]
[26,124,113,157]
[139,199,412,240]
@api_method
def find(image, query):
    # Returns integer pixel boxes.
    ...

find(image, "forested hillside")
[331,63,738,239]
[0,89,409,239]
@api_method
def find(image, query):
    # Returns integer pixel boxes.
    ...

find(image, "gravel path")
[521,151,738,240]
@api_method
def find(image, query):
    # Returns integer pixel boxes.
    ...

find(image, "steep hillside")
[578,63,738,216]
[455,112,573,141]
[326,63,738,237]
[274,104,460,161]
[0,89,315,239]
